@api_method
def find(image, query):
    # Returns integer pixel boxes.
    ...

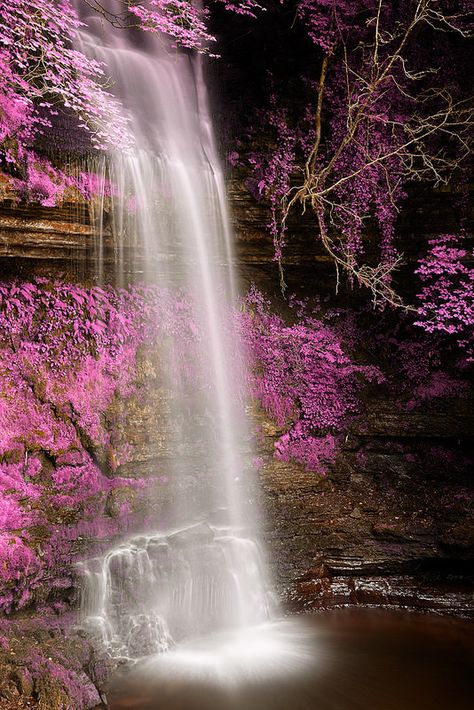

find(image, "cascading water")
[75,4,274,661]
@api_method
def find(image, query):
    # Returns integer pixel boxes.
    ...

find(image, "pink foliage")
[238,1,469,295]
[295,0,376,52]
[0,276,470,611]
[0,1,133,206]
[129,0,262,51]
[26,649,100,708]
[216,0,262,16]
[328,302,472,410]
[0,0,131,159]
[241,287,383,473]
[128,0,215,50]
[0,538,42,611]
[0,0,260,203]
[406,371,469,411]
[238,93,315,264]
[275,429,336,474]
[0,280,185,613]
[415,235,474,358]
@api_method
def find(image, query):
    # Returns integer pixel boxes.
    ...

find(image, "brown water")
[107,610,473,710]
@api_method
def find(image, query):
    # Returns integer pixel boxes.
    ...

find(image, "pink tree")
[415,234,474,358]
[245,1,472,304]
[0,0,261,203]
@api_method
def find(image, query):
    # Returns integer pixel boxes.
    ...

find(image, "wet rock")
[354,403,474,439]
[254,392,473,616]
[288,569,474,618]
[167,522,215,548]
[105,487,136,519]
[341,434,361,451]
[9,668,33,697]
[372,522,411,541]
[0,617,103,710]
[440,522,474,552]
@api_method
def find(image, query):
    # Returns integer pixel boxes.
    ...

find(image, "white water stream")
[76,4,274,660]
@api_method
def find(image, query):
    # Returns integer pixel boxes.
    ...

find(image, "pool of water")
[107,610,473,709]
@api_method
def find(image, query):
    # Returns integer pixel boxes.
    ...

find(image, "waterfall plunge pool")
[103,610,473,710]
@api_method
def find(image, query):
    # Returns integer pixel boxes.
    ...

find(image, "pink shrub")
[0,280,175,612]
[415,235,474,358]
[241,287,383,474]
[0,536,42,611]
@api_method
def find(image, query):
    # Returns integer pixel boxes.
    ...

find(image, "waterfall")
[75,5,273,660]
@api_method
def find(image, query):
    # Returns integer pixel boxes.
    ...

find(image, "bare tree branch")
[280,0,472,307]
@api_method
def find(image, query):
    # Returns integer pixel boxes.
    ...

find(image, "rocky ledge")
[256,403,473,618]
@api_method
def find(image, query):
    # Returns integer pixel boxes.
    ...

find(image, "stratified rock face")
[0,176,464,280]
[0,201,123,283]
[0,207,94,260]
[255,404,474,617]
[0,280,237,616]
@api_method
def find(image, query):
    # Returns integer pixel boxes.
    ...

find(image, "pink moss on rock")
[241,287,383,474]
[0,279,169,614]
[0,615,105,708]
